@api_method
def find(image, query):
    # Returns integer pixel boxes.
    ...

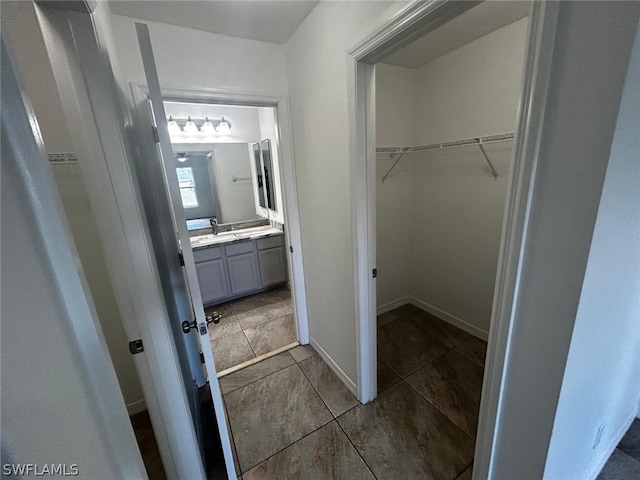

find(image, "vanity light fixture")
[176,153,188,162]
[183,116,198,135]
[167,116,181,135]
[216,117,232,135]
[200,117,216,135]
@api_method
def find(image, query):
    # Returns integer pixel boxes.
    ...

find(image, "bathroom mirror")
[261,139,276,211]
[253,143,266,209]
[174,145,259,227]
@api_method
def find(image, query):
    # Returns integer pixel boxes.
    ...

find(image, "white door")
[135,22,236,479]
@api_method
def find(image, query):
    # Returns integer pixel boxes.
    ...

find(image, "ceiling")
[382,1,531,69]
[108,0,319,44]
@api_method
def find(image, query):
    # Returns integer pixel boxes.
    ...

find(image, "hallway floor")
[223,303,486,479]
[598,419,640,480]
[206,286,296,373]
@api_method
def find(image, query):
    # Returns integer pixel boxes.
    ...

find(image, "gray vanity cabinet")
[257,236,287,287]
[226,241,261,295]
[193,246,230,304]
[192,233,286,306]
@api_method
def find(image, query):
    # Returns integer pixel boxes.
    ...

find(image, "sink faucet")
[210,218,218,235]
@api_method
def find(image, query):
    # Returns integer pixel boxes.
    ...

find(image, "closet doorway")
[349,1,543,478]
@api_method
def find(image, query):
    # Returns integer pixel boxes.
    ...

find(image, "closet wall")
[376,17,529,337]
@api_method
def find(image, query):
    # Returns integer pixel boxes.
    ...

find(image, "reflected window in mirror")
[176,166,199,209]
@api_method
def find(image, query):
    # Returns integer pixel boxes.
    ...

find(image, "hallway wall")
[545,21,640,480]
[1,0,145,413]
[285,1,406,383]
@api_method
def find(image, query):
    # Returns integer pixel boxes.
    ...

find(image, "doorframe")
[132,84,310,345]
[347,0,557,476]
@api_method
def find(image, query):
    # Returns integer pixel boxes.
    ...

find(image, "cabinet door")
[227,253,260,295]
[258,247,287,287]
[195,258,229,304]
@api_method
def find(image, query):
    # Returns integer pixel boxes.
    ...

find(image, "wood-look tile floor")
[223,304,487,479]
[206,286,296,372]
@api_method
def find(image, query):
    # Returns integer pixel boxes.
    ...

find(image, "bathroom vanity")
[190,227,287,306]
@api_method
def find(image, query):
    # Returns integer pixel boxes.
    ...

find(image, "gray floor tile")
[406,351,484,438]
[225,364,332,473]
[299,355,359,417]
[377,314,451,377]
[231,291,283,315]
[455,464,473,480]
[598,449,640,480]
[220,352,295,394]
[244,314,297,356]
[244,421,374,480]
[236,300,293,330]
[211,331,256,372]
[377,361,401,393]
[411,310,472,349]
[337,381,474,480]
[377,310,403,327]
[455,337,488,368]
[289,344,317,363]
[207,314,243,341]
[619,419,640,461]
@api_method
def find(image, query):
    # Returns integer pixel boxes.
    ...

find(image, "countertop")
[190,226,283,250]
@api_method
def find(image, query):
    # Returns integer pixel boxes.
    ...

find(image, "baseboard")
[408,296,489,341]
[588,409,636,480]
[377,296,411,315]
[127,398,147,416]
[309,338,358,396]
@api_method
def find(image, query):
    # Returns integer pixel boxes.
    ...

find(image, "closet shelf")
[377,132,514,183]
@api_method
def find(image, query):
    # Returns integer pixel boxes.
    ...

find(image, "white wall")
[285,1,405,382]
[375,63,414,308]
[211,144,257,223]
[1,0,145,413]
[544,21,640,480]
[110,14,288,98]
[1,34,143,476]
[375,18,528,335]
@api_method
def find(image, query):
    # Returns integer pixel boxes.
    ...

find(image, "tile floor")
[206,286,296,372]
[222,303,487,479]
[598,419,640,479]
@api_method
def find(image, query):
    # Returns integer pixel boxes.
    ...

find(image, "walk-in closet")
[374,0,530,458]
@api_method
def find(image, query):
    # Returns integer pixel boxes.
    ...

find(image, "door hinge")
[372,268,377,278]
[178,252,185,266]
[128,339,144,355]
[200,352,205,364]
[151,125,160,143]
[289,245,293,253]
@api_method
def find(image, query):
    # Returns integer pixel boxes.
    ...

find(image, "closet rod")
[377,132,514,182]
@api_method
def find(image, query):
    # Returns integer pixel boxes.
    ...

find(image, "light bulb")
[200,117,215,135]
[216,117,231,135]
[183,116,198,135]
[167,116,181,135]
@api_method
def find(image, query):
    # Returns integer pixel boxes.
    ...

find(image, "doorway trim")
[347,0,558,477]
[132,84,310,345]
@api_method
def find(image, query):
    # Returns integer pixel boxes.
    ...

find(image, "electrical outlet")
[593,423,605,449]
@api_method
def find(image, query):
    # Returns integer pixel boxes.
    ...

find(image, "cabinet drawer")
[193,246,222,263]
[257,235,283,251]
[225,240,255,257]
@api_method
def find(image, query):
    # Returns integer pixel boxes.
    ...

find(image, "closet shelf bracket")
[381,148,409,184]
[476,139,499,179]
